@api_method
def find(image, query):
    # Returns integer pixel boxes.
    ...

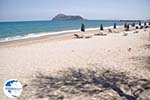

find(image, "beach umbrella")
[135,26,138,29]
[144,22,147,26]
[139,21,141,26]
[127,24,129,28]
[114,23,116,29]
[124,23,127,28]
[132,23,135,27]
[81,23,85,32]
[125,24,129,31]
[126,24,129,31]
[100,24,103,30]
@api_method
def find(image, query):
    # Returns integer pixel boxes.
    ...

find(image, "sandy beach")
[0,26,150,100]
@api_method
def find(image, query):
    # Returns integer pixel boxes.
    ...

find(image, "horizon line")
[0,19,149,23]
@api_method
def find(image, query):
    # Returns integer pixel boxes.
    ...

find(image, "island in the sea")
[51,14,85,21]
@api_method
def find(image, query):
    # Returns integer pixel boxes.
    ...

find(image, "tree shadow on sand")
[23,67,150,100]
[128,43,150,71]
[129,56,150,71]
[144,44,150,49]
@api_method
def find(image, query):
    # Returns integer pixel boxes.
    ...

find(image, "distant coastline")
[120,19,150,22]
[120,20,141,22]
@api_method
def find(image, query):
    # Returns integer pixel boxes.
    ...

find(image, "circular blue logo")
[3,79,23,98]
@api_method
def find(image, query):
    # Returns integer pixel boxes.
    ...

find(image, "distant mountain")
[52,14,85,21]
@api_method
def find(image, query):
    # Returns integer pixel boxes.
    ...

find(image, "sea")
[0,20,140,43]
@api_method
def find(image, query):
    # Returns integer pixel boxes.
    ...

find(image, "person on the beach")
[81,23,85,32]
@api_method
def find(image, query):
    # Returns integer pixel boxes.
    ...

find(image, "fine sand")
[0,26,150,100]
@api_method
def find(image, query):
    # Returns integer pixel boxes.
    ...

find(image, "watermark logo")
[3,79,23,98]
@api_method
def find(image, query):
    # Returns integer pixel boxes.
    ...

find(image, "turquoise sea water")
[0,20,139,42]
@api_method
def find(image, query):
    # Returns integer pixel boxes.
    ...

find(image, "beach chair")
[74,34,84,38]
[94,32,107,36]
[108,29,113,33]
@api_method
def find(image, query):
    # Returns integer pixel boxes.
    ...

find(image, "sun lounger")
[94,32,107,36]
[84,35,92,39]
[74,34,84,38]
[108,29,113,33]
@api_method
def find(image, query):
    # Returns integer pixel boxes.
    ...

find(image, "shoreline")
[0,31,75,48]
[0,25,124,45]
[0,25,125,48]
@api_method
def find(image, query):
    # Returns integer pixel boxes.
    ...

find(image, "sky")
[0,0,150,22]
